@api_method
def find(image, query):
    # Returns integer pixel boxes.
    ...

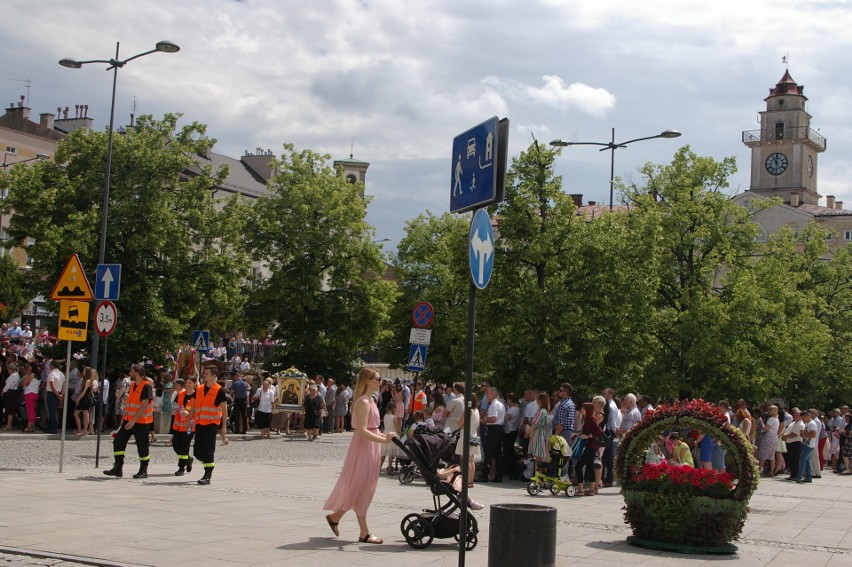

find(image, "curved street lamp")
[58,41,179,465]
[550,128,681,210]
[2,152,49,169]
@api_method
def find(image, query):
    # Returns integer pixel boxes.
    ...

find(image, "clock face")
[807,155,814,178]
[765,152,788,175]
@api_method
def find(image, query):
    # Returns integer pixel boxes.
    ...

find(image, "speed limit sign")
[95,300,117,337]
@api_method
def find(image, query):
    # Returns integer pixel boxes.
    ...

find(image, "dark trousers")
[482,425,504,480]
[172,430,193,459]
[114,422,150,460]
[503,430,518,478]
[232,399,247,434]
[46,392,59,431]
[786,441,802,476]
[194,423,218,466]
[602,439,615,484]
[576,444,597,484]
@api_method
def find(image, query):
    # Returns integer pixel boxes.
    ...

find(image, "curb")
[0,545,148,567]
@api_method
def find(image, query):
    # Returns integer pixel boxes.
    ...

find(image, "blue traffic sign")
[450,117,509,214]
[469,209,495,290]
[407,344,427,372]
[192,330,211,353]
[94,264,122,301]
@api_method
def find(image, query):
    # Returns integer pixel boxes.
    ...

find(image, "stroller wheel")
[403,517,434,549]
[400,512,420,534]
[526,481,542,496]
[464,534,478,551]
[565,485,578,497]
[399,469,415,485]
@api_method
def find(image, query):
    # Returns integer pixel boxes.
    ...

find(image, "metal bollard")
[488,503,557,567]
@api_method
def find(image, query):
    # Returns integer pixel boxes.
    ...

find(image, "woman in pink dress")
[324,367,396,544]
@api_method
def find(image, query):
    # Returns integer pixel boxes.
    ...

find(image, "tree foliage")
[2,114,250,365]
[245,144,398,377]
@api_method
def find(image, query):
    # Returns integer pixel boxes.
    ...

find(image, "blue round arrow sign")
[469,209,494,289]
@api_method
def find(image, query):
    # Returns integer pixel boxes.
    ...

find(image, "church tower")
[742,71,826,205]
[334,152,369,199]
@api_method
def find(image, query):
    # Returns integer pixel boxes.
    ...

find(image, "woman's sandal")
[325,515,340,537]
[359,533,383,544]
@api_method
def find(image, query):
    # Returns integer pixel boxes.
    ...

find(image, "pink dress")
[393,390,404,419]
[324,395,381,517]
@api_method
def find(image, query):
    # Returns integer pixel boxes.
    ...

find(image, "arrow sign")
[469,209,495,289]
[95,264,122,301]
[95,301,117,337]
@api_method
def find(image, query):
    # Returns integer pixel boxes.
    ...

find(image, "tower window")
[775,122,784,140]
[845,230,852,241]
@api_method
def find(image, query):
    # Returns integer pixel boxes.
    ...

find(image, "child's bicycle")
[526,435,577,497]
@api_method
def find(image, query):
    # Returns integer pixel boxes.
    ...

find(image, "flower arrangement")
[616,399,759,551]
[629,462,736,499]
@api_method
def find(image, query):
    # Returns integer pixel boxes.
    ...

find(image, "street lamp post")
[550,128,681,210]
[59,41,179,467]
[2,152,49,169]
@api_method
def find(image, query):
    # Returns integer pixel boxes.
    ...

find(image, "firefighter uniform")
[104,376,153,479]
[193,380,227,485]
[172,389,196,476]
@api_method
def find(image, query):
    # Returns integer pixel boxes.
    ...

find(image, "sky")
[3,0,852,247]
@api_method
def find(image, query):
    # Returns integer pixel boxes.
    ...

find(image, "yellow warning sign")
[50,254,93,301]
[58,300,89,342]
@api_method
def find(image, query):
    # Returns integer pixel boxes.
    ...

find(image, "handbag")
[599,428,615,446]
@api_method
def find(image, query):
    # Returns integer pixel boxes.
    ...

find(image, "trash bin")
[488,503,556,567]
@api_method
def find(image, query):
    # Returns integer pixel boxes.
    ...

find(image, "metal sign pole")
[59,341,72,473]
[95,337,108,468]
[458,279,476,566]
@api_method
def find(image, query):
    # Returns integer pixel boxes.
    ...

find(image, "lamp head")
[549,139,571,147]
[155,41,180,53]
[659,129,681,139]
[36,154,50,160]
[59,58,83,69]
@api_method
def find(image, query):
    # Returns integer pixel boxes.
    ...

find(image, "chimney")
[826,195,835,209]
[836,201,844,210]
[18,95,24,107]
[39,113,55,132]
[587,200,597,206]
[790,193,799,207]
[569,194,583,207]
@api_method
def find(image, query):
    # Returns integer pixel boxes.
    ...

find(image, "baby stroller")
[397,423,438,485]
[392,429,480,550]
[527,434,577,497]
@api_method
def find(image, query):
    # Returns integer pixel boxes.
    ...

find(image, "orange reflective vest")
[173,391,195,432]
[124,380,153,424]
[410,390,427,413]
[196,382,223,426]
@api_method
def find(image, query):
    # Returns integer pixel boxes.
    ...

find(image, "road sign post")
[450,117,508,566]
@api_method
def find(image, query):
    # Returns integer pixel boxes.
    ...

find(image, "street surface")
[1,430,851,566]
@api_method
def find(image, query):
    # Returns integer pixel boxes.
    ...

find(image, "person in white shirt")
[45,360,65,433]
[602,388,622,487]
[2,363,21,430]
[478,387,506,483]
[253,379,276,439]
[808,408,824,478]
[444,383,465,433]
[794,410,819,483]
[503,393,520,480]
[781,408,805,480]
[520,389,540,456]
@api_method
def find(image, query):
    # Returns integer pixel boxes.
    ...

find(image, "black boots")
[186,457,193,473]
[132,459,149,479]
[176,457,192,476]
[197,467,213,485]
[103,455,124,478]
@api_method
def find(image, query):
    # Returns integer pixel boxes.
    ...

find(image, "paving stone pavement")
[1,429,852,566]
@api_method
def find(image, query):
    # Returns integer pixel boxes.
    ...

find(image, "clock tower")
[742,71,826,205]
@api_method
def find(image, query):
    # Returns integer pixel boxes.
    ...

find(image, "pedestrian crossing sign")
[407,344,427,372]
[192,330,210,353]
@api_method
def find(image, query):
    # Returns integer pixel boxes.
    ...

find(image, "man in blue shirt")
[229,374,249,434]
[552,382,576,442]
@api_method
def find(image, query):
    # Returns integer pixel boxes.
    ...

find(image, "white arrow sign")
[470,228,493,286]
[100,268,114,299]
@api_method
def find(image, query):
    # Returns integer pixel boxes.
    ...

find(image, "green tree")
[480,142,659,394]
[2,114,249,366]
[387,212,471,384]
[245,144,398,376]
[0,254,29,320]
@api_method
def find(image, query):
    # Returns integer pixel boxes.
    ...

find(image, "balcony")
[742,126,826,151]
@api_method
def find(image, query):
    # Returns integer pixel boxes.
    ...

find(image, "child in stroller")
[393,428,481,550]
[527,434,577,497]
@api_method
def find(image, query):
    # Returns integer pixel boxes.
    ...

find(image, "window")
[5,146,16,154]
[0,188,8,200]
[845,230,852,241]
[0,228,7,257]
[25,236,35,265]
[775,122,784,140]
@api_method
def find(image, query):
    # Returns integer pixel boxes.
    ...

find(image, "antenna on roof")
[10,79,31,107]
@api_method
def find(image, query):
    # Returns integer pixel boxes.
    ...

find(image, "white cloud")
[482,75,616,117]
